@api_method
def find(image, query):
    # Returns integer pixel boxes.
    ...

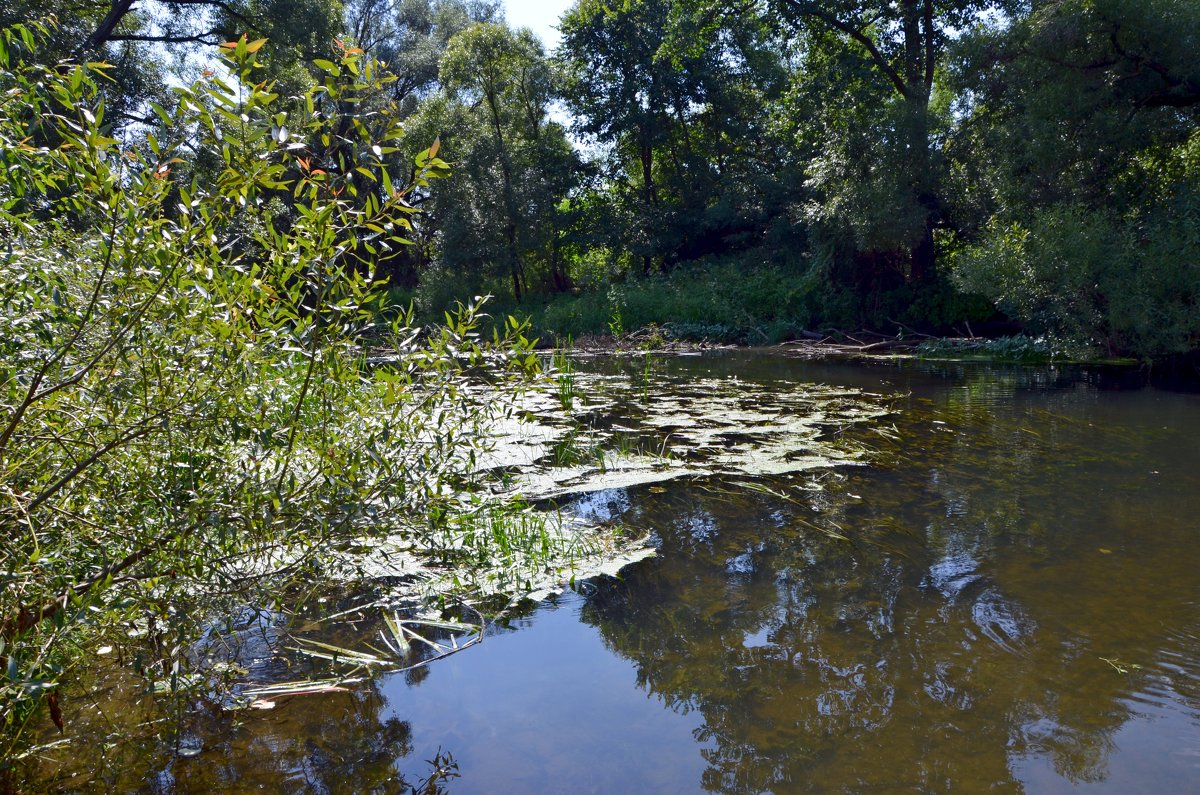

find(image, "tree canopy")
[12,0,1194,356]
[4,0,1200,781]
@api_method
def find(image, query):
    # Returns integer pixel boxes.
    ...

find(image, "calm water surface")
[44,352,1200,792]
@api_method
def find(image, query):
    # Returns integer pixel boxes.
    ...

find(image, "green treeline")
[12,0,1199,356]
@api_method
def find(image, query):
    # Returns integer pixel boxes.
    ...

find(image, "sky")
[503,0,576,51]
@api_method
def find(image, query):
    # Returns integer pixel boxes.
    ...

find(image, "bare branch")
[108,32,222,46]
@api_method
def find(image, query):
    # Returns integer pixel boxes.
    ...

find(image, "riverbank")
[549,325,1145,367]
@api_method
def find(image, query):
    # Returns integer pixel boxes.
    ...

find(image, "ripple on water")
[970,588,1035,653]
[923,551,984,600]
[1125,623,1200,713]
[565,487,631,524]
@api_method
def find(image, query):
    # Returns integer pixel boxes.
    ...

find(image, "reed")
[550,336,577,411]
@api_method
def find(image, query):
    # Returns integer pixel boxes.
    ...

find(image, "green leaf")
[313,59,340,76]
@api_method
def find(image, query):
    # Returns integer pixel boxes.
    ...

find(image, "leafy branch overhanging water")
[0,26,612,773]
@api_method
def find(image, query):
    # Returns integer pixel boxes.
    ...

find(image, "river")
[33,351,1200,793]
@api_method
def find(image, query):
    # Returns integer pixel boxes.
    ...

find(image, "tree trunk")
[910,211,935,282]
[638,131,657,207]
[902,0,936,282]
[638,125,657,275]
[485,90,524,302]
[549,233,571,292]
[84,0,136,51]
[507,221,524,301]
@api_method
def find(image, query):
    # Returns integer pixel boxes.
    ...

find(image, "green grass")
[404,253,1009,347]
[512,260,996,345]
[527,260,821,343]
[914,335,1111,364]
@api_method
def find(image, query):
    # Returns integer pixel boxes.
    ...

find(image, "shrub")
[0,27,535,765]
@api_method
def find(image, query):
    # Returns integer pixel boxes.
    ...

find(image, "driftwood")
[541,325,971,358]
[777,328,946,357]
[567,328,729,355]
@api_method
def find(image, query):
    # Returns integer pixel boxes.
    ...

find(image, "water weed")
[550,337,577,412]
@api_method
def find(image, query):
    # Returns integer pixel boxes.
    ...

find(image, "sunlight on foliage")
[0,22,553,764]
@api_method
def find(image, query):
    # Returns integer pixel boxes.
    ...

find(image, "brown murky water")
[24,352,1200,792]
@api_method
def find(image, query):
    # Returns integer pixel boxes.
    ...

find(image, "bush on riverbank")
[0,31,551,772]
[514,260,996,346]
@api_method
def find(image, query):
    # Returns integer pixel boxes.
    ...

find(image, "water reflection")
[20,354,1200,793]
[573,354,1200,792]
[162,688,416,793]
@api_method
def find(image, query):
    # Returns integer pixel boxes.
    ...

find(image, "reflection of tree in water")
[579,377,1200,792]
[164,687,415,793]
[25,628,463,793]
[29,591,546,792]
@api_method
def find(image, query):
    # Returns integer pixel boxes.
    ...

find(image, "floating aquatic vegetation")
[247,360,893,699]
[101,357,891,734]
[482,368,892,503]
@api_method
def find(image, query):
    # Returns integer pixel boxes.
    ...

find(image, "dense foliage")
[0,22,541,770]
[13,0,1196,358]
[947,0,1200,355]
[397,0,1197,358]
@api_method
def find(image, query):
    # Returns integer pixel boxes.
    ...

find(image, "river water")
[35,351,1200,792]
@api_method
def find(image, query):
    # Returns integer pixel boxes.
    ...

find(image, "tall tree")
[5,0,345,117]
[419,21,581,303]
[560,0,672,267]
[767,0,1019,283]
[946,0,1200,355]
[345,0,501,110]
[560,0,795,273]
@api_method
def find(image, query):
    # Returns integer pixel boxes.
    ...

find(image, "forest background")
[7,0,1197,359]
